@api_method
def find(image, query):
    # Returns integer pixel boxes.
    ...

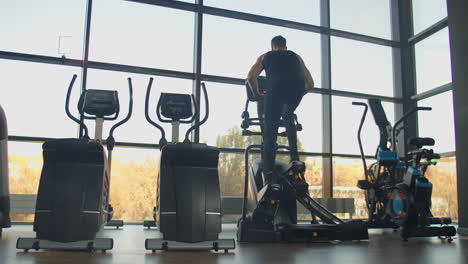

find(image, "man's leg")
[262,94,283,184]
[281,95,303,162]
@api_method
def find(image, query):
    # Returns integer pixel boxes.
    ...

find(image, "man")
[247,35,314,186]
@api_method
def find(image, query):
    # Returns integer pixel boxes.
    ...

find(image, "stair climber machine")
[143,78,236,252]
[353,99,456,241]
[237,78,369,242]
[0,105,11,239]
[16,74,132,252]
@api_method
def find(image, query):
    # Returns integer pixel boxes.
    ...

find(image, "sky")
[0,0,454,162]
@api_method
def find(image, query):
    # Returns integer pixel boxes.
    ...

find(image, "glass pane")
[424,156,457,219]
[202,82,249,148]
[86,69,193,144]
[332,96,395,155]
[204,0,320,25]
[0,60,81,138]
[415,28,451,93]
[331,0,391,39]
[304,156,323,198]
[296,94,322,153]
[418,92,455,153]
[204,82,322,153]
[332,157,374,219]
[8,141,43,222]
[109,147,159,222]
[0,1,86,58]
[412,0,447,35]
[331,37,394,96]
[203,15,322,87]
[90,0,194,72]
[219,152,245,197]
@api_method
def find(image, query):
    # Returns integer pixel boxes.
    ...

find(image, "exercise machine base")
[145,238,236,252]
[365,218,456,240]
[237,217,369,242]
[16,237,113,252]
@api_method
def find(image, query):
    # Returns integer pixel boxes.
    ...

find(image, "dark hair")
[271,35,286,48]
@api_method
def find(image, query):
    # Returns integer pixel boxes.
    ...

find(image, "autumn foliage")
[7,128,458,222]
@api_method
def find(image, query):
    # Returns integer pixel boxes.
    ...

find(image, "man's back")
[262,50,304,97]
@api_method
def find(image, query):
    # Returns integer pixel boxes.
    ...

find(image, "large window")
[425,156,457,219]
[412,0,447,35]
[3,0,447,221]
[331,37,394,96]
[202,82,249,148]
[332,157,374,218]
[0,60,81,138]
[295,94,322,153]
[8,141,43,222]
[109,147,159,222]
[204,0,320,25]
[203,15,322,87]
[331,0,391,39]
[418,92,455,153]
[414,28,452,93]
[0,0,86,59]
[332,96,395,155]
[90,0,194,72]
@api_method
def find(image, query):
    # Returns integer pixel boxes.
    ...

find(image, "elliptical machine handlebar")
[65,74,90,139]
[184,82,209,143]
[392,106,432,152]
[145,77,168,149]
[106,77,134,152]
[352,102,369,180]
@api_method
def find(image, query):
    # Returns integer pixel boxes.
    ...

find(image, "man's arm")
[297,55,315,94]
[247,54,266,100]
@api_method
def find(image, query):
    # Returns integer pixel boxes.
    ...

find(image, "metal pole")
[320,0,333,198]
[446,0,468,234]
[191,0,203,143]
[79,0,93,138]
[391,0,418,157]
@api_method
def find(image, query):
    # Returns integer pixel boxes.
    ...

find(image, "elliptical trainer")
[237,78,369,242]
[16,74,133,252]
[144,78,235,252]
[353,99,456,241]
[0,105,11,239]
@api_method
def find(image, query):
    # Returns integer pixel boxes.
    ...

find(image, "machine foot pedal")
[291,161,306,173]
[357,180,372,190]
[143,220,157,229]
[106,220,124,229]
[145,239,235,252]
[16,237,113,252]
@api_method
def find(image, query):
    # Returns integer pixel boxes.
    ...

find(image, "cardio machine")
[0,105,11,239]
[16,74,132,252]
[237,78,369,242]
[144,78,235,252]
[353,99,456,241]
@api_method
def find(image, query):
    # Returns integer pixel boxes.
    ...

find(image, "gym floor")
[1,224,467,264]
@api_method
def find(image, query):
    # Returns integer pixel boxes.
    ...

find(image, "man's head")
[271,35,287,51]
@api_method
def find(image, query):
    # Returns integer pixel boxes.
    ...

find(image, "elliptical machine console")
[16,74,133,252]
[238,78,369,243]
[144,78,235,252]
